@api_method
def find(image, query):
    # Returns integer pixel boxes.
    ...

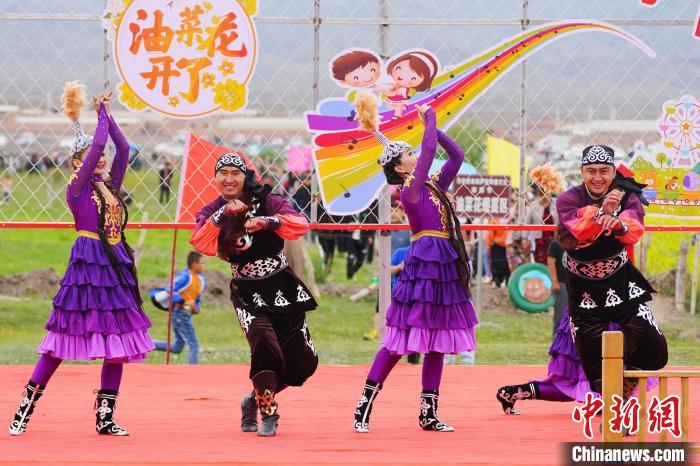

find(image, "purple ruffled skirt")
[536,307,658,402]
[37,237,154,362]
[382,236,477,355]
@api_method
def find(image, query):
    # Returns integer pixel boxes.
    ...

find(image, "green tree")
[630,157,653,174]
[656,152,667,168]
[440,123,489,172]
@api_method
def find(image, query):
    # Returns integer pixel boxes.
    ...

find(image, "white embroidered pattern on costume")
[274,290,290,307]
[580,292,598,310]
[628,281,645,300]
[569,317,579,341]
[296,285,311,303]
[231,253,288,279]
[582,145,613,165]
[637,304,662,335]
[605,289,623,308]
[236,307,255,333]
[252,293,267,308]
[300,320,316,355]
[564,249,627,280]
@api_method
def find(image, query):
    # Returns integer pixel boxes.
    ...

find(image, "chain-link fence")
[0,0,698,228]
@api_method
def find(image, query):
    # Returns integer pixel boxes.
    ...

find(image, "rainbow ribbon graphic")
[305,21,655,215]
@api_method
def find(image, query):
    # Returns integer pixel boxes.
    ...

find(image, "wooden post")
[691,234,699,316]
[638,377,647,442]
[681,378,689,443]
[602,331,623,442]
[675,240,689,312]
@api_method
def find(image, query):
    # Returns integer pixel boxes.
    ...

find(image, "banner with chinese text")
[452,175,512,222]
[103,0,258,119]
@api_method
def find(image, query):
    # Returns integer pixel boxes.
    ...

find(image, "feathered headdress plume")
[354,92,411,166]
[61,81,92,156]
[530,163,565,195]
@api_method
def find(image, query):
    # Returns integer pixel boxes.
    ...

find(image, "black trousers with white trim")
[238,310,318,391]
[570,304,668,393]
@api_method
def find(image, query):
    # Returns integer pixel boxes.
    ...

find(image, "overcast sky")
[0,0,697,124]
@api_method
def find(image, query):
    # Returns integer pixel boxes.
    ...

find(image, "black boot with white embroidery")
[354,379,382,433]
[496,382,538,415]
[95,389,129,436]
[418,390,454,432]
[8,380,44,435]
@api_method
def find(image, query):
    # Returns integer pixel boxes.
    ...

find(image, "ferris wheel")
[658,95,700,167]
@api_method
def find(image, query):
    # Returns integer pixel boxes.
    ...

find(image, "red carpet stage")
[1,364,698,465]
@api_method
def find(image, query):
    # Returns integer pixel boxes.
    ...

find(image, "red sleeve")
[561,205,602,243]
[616,211,644,245]
[275,213,309,240]
[189,219,220,256]
[264,194,309,240]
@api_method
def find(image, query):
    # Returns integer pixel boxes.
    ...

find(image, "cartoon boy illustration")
[330,49,382,91]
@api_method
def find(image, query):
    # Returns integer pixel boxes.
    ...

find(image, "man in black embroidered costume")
[555,144,667,398]
[190,153,318,437]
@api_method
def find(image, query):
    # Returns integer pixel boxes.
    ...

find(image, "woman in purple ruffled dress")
[352,95,477,433]
[9,83,154,437]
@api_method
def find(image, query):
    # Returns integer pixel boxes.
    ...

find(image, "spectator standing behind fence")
[158,159,174,204]
[524,184,557,264]
[2,175,12,205]
[361,200,379,264]
[150,252,207,364]
[546,239,567,335]
[290,172,312,220]
[346,202,379,280]
[487,218,510,287]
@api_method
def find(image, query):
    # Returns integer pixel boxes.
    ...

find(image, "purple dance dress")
[382,109,478,355]
[37,105,154,362]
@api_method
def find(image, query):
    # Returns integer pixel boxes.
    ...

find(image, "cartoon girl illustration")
[384,50,439,120]
[330,49,382,91]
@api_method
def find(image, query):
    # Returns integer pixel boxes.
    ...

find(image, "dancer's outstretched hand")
[225,199,248,214]
[244,217,267,233]
[102,91,113,115]
[416,104,430,123]
[602,189,624,215]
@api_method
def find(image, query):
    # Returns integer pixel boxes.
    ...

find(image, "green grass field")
[2,290,698,366]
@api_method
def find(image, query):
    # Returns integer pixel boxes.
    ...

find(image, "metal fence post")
[517,0,529,223]
[377,0,391,339]
[310,0,321,225]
